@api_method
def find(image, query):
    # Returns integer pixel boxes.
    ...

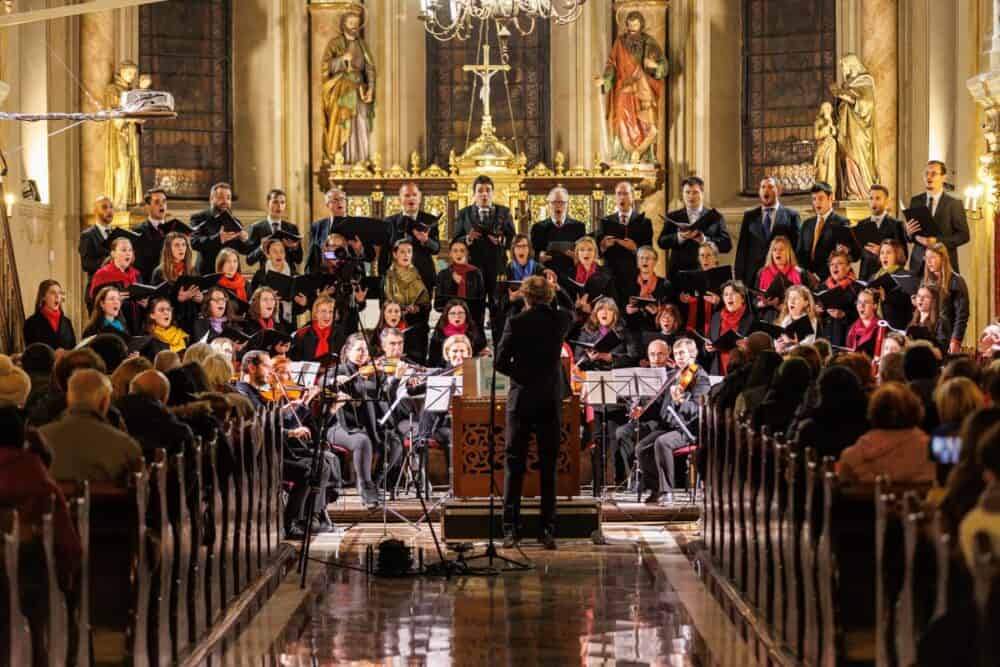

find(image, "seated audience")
[0,353,31,408]
[938,407,1000,536]
[155,349,182,374]
[110,356,154,400]
[28,348,107,427]
[20,343,54,413]
[792,365,870,460]
[116,369,195,459]
[752,357,812,437]
[839,382,933,484]
[42,369,144,483]
[958,422,1000,567]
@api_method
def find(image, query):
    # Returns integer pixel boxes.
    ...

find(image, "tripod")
[461,355,531,571]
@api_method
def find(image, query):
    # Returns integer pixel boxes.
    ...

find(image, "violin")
[676,362,698,393]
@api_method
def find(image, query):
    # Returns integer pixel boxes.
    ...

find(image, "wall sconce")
[965,184,986,222]
[3,193,14,217]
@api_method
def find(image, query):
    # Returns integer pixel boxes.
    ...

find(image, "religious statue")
[104,60,150,209]
[813,101,838,195]
[596,11,668,164]
[320,8,375,164]
[830,54,878,200]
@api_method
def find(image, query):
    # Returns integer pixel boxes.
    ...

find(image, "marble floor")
[217,523,757,666]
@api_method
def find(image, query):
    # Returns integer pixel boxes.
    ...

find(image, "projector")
[119,90,175,113]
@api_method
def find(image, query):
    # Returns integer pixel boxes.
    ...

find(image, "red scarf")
[575,262,598,285]
[258,317,274,331]
[90,263,140,298]
[637,273,658,299]
[312,322,331,359]
[686,298,713,336]
[758,264,802,291]
[172,261,186,277]
[825,271,856,290]
[718,305,746,374]
[41,307,61,332]
[218,273,248,302]
[847,317,878,351]
[443,322,468,338]
[451,263,477,298]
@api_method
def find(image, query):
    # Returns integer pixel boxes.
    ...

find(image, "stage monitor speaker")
[440,498,601,541]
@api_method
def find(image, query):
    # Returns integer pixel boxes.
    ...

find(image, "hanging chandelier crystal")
[419,0,586,41]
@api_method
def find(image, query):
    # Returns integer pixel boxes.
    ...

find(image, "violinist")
[641,337,710,505]
[612,339,673,490]
[235,351,339,537]
[327,334,383,509]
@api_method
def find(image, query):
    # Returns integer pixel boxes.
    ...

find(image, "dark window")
[742,0,836,195]
[138,0,233,200]
[426,22,550,168]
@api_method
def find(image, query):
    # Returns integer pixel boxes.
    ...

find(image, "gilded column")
[79,10,117,224]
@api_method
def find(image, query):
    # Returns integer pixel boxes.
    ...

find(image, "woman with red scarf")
[215,248,248,302]
[89,237,141,300]
[621,246,673,360]
[23,280,77,351]
[754,236,805,322]
[678,241,721,337]
[566,236,618,325]
[704,280,753,374]
[817,250,863,347]
[435,239,487,330]
[290,295,342,362]
[427,298,489,367]
[846,288,883,358]
[152,231,204,332]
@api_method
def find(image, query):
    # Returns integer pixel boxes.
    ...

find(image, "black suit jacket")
[245,220,304,268]
[306,216,375,273]
[595,211,653,287]
[906,192,969,273]
[857,215,908,280]
[658,208,732,282]
[78,225,108,277]
[796,212,856,280]
[190,208,254,275]
[529,218,587,279]
[131,220,168,282]
[452,204,516,285]
[734,205,801,287]
[495,303,574,410]
[379,211,441,291]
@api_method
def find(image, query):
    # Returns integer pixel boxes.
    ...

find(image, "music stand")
[580,372,631,499]
[409,374,462,524]
[613,367,668,502]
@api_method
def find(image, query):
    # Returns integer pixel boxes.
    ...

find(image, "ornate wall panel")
[138,0,233,200]
[426,22,551,167]
[742,0,836,195]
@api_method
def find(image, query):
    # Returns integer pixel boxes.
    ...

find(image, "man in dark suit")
[658,175,732,283]
[246,189,304,270]
[190,182,254,275]
[495,276,574,550]
[379,182,440,292]
[734,176,802,286]
[131,188,170,282]
[452,175,516,333]
[595,181,653,290]
[529,186,587,281]
[79,195,115,286]
[796,181,857,281]
[905,160,970,274]
[307,186,371,273]
[857,184,908,280]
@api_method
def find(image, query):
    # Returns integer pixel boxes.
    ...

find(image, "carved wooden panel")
[742,0,836,195]
[426,22,551,167]
[451,397,580,498]
[138,0,233,200]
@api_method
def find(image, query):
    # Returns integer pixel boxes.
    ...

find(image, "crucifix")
[463,44,510,126]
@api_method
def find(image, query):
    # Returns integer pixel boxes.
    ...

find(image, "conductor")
[495,275,573,550]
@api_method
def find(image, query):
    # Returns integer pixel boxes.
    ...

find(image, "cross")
[462,45,510,121]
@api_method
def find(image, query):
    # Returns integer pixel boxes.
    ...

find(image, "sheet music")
[290,361,320,387]
[611,367,668,398]
[580,371,630,406]
[425,375,462,413]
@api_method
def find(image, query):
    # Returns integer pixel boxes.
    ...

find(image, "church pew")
[779,445,802,655]
[971,532,999,667]
[894,492,942,667]
[170,451,192,660]
[0,509,32,666]
[743,425,761,610]
[733,419,748,595]
[799,451,823,664]
[771,439,791,648]
[724,411,738,582]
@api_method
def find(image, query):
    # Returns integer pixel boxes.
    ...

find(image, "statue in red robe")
[597,11,668,164]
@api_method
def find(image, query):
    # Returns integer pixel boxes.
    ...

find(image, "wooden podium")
[450,396,581,498]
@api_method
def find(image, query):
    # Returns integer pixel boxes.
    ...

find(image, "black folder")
[675,266,733,296]
[571,330,622,354]
[332,216,390,246]
[902,206,941,237]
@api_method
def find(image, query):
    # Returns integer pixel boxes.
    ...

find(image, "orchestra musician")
[495,276,574,549]
[613,339,674,490]
[640,337,710,504]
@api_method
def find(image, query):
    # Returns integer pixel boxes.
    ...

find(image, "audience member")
[20,343,55,412]
[42,369,143,483]
[110,356,154,400]
[839,382,933,484]
[82,333,129,374]
[116,369,195,459]
[154,350,182,374]
[903,344,941,433]
[938,407,1000,535]
[792,365,870,460]
[751,358,812,437]
[877,351,905,385]
[958,422,1000,567]
[0,353,31,408]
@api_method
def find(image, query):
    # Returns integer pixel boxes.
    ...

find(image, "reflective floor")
[220,524,755,666]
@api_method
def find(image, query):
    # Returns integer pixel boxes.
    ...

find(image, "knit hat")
[0,355,31,407]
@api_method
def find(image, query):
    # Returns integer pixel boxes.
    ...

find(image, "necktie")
[928,194,938,217]
[619,212,629,239]
[762,209,772,239]
[811,214,826,260]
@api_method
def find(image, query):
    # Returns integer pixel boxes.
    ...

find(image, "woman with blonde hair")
[922,242,970,354]
[570,236,617,320]
[754,235,804,319]
[201,352,236,392]
[775,285,819,353]
[290,295,341,362]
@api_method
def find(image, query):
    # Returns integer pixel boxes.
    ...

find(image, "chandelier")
[419,0,586,41]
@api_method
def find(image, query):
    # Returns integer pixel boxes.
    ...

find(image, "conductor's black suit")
[494,301,574,537]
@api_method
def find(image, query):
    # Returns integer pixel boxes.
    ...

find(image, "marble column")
[861,0,898,202]
[79,10,117,224]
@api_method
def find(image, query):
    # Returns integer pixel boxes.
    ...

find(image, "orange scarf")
[218,273,247,302]
[637,273,658,299]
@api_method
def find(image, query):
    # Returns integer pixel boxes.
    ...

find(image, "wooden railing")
[696,401,1000,666]
[0,407,295,666]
